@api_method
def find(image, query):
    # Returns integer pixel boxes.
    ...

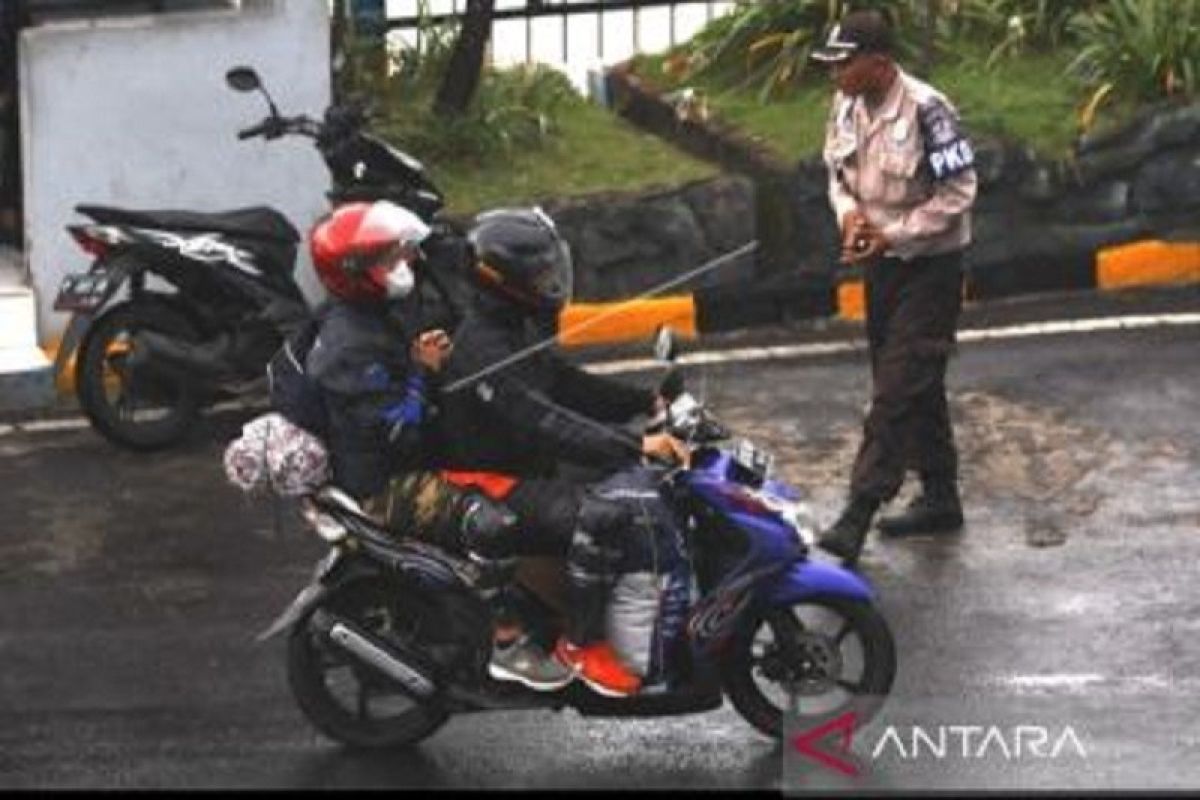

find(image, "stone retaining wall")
[550,69,1200,308]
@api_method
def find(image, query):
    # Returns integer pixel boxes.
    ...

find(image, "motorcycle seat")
[76,204,300,243]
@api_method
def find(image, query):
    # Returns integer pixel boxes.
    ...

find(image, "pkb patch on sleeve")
[919,100,975,180]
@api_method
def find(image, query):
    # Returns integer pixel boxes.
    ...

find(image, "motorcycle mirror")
[653,325,678,363]
[225,66,262,93]
[226,65,282,118]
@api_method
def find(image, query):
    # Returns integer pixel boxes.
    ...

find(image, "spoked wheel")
[723,595,896,739]
[287,580,450,749]
[75,302,202,451]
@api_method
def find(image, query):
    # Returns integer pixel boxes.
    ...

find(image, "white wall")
[20,0,330,344]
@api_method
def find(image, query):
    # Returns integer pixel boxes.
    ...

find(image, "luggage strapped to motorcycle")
[266,316,329,437]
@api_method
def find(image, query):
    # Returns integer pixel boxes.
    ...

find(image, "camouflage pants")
[363,470,472,554]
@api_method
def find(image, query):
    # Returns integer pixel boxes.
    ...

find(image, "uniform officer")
[811,9,978,564]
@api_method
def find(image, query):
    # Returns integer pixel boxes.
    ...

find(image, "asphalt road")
[1,295,1198,790]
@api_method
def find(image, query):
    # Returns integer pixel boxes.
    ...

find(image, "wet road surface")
[1,300,1198,790]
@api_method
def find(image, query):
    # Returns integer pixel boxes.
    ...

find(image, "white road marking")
[588,312,1200,375]
[992,673,1189,694]
[17,417,92,433]
[1002,674,1106,689]
[2,311,1198,436]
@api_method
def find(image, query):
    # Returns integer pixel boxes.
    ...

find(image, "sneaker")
[554,637,641,698]
[488,636,575,692]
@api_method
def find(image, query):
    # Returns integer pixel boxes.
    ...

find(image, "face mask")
[384,261,415,299]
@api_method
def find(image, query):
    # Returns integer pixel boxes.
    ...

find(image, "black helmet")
[467,207,574,314]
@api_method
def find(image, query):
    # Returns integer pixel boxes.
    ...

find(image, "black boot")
[877,478,963,537]
[817,495,880,564]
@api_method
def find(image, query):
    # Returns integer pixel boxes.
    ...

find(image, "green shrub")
[944,0,1096,63]
[1068,0,1200,102]
[679,0,916,102]
[361,5,586,167]
[377,64,585,166]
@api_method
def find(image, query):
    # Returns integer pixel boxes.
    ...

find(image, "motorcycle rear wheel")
[287,579,450,749]
[75,301,202,451]
[722,594,896,739]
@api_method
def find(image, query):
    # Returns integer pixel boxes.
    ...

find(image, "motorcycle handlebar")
[237,120,272,140]
[237,115,322,141]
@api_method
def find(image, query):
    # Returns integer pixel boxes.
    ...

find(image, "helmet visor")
[529,240,573,312]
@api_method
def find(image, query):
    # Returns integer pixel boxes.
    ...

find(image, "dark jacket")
[306,301,431,499]
[434,296,655,478]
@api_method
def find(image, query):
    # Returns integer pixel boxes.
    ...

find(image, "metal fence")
[381,1,736,89]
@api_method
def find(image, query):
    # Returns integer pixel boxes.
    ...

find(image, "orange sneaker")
[554,637,642,697]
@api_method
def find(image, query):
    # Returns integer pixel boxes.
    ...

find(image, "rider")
[300,201,524,587]
[434,207,688,698]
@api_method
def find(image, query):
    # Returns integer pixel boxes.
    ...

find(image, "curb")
[556,238,1200,343]
[7,284,1198,428]
[30,239,1200,400]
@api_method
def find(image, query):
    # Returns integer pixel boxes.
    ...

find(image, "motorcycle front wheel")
[287,579,450,749]
[75,301,202,451]
[722,594,897,739]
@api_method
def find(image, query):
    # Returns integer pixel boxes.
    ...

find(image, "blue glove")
[381,373,427,441]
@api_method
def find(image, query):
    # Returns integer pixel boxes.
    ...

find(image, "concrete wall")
[19,0,330,344]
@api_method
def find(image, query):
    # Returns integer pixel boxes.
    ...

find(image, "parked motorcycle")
[52,66,454,450]
[261,330,897,748]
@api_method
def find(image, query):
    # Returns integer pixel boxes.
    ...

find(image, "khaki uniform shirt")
[823,68,977,261]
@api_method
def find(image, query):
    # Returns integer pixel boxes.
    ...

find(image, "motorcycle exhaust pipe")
[131,331,233,379]
[316,613,437,700]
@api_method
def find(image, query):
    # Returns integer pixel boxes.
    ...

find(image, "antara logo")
[792,712,861,776]
[790,712,1089,778]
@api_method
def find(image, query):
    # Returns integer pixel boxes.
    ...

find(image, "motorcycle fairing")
[258,548,361,641]
[687,561,786,655]
[76,204,300,243]
[759,558,876,607]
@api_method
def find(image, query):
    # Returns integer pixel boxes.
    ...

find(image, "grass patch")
[423,101,718,216]
[933,49,1082,157]
[632,45,1127,162]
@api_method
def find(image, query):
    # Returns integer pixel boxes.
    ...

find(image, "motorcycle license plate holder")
[53,271,117,313]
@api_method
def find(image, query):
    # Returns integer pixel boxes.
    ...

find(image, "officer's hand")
[642,432,690,468]
[412,329,453,372]
[840,210,868,255]
[841,220,889,265]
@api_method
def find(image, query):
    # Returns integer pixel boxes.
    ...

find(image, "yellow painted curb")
[1097,240,1200,290]
[558,296,698,348]
[837,280,865,321]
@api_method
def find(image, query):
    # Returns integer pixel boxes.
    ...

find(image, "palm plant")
[682,0,914,102]
[1068,0,1200,101]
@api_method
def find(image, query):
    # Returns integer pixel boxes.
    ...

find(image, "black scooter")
[53,66,456,450]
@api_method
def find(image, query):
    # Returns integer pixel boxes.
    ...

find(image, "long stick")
[441,240,759,394]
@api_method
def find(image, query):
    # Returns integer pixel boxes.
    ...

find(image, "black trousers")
[502,479,586,556]
[850,250,964,503]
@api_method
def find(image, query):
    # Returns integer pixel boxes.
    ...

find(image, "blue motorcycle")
[261,337,896,748]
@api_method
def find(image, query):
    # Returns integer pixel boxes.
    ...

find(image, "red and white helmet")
[310,201,432,304]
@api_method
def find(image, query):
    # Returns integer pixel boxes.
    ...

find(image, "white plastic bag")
[606,571,662,678]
